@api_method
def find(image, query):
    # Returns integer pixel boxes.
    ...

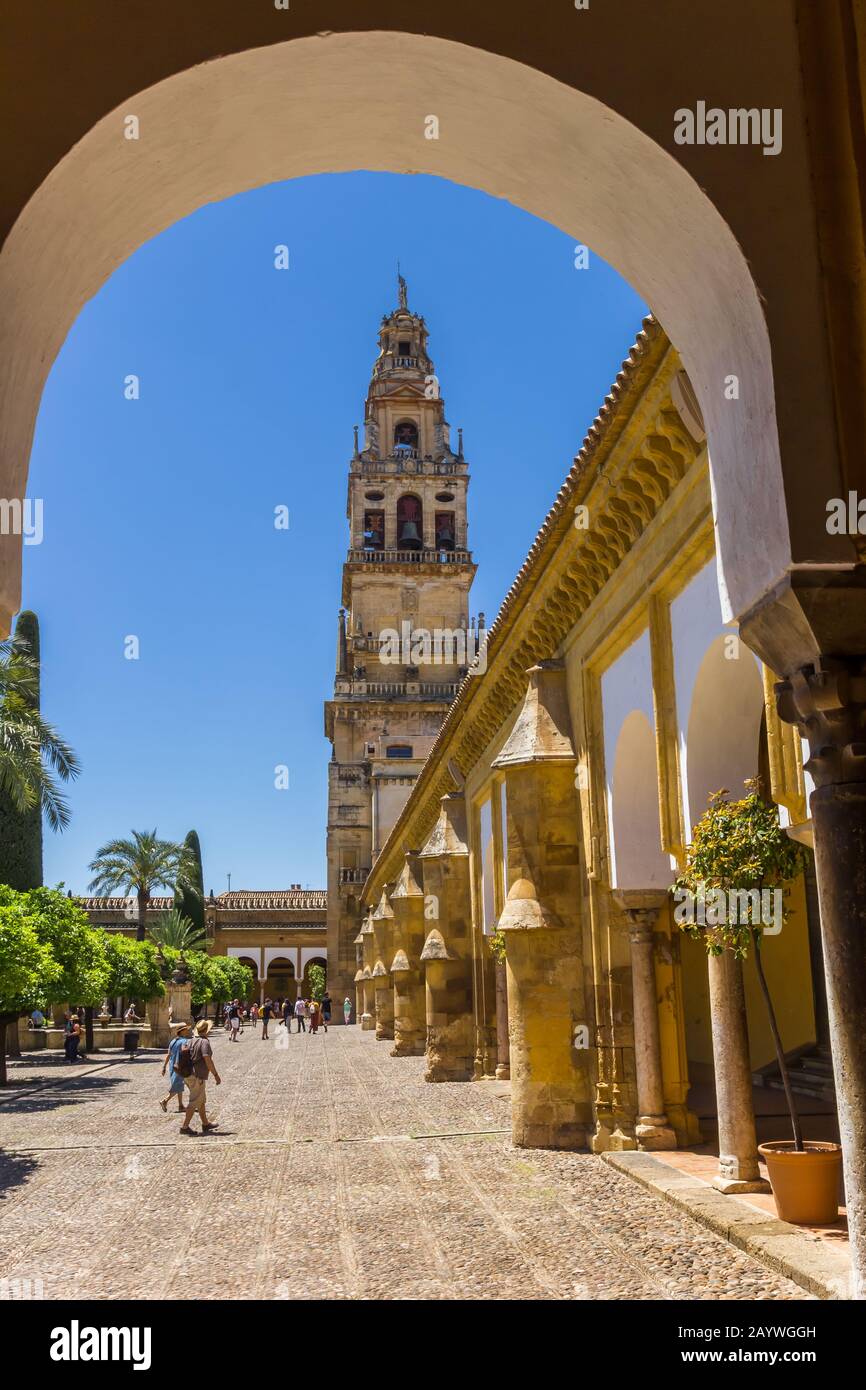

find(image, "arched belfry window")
[394,420,418,456]
[435,512,455,550]
[396,495,423,550]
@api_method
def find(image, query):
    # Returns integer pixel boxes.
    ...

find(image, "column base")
[513,1121,589,1151]
[712,1151,770,1192]
[712,1174,772,1195]
[667,1101,703,1147]
[425,1062,473,1083]
[390,1036,425,1057]
[636,1119,678,1151]
[494,1063,511,1081]
[375,1025,395,1041]
[360,1013,375,1031]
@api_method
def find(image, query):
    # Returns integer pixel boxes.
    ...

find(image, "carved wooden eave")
[363,317,703,907]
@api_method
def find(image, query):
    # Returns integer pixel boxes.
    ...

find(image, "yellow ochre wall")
[680,872,816,1072]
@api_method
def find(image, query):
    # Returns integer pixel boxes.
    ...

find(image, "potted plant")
[673,780,842,1225]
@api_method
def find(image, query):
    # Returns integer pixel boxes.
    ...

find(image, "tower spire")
[397,263,408,310]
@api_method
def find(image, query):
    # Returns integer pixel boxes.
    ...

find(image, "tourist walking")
[282,997,292,1031]
[63,1011,81,1063]
[343,997,352,1026]
[160,1022,191,1112]
[261,998,273,1040]
[309,999,320,1034]
[294,996,307,1033]
[251,1002,259,1029]
[227,1001,241,1042]
[321,992,331,1032]
[180,1019,221,1135]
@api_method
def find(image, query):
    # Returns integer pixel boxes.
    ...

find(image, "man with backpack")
[178,1019,221,1135]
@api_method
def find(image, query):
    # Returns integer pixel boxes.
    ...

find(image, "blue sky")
[23,172,647,894]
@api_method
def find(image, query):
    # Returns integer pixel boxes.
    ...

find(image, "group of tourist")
[160,1018,221,1135]
[219,992,340,1039]
[158,989,357,1134]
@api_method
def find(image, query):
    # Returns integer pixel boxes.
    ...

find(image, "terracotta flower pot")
[758,1140,843,1225]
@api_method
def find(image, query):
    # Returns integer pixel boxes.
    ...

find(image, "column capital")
[612,888,669,919]
[776,656,866,788]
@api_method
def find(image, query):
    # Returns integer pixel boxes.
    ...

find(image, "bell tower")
[324,275,478,1012]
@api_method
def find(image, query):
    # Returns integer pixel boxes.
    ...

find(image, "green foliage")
[88,829,194,940]
[173,829,205,936]
[102,934,165,1002]
[0,892,61,1015]
[307,962,326,999]
[673,781,807,958]
[0,611,80,843]
[18,886,111,1005]
[0,612,44,890]
[488,929,507,963]
[148,907,205,951]
[0,884,110,1006]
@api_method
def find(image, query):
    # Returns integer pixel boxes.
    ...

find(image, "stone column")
[388,852,427,1056]
[419,793,475,1082]
[777,659,866,1296]
[492,662,593,1150]
[358,913,376,1030]
[371,890,395,1041]
[494,959,510,1081]
[168,980,192,1029]
[707,950,769,1192]
[613,891,676,1150]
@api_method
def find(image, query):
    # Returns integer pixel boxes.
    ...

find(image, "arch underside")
[0,31,788,639]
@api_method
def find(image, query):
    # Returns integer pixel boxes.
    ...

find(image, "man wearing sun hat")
[160,1021,191,1114]
[180,1019,221,1136]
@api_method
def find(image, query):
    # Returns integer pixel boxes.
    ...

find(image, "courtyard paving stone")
[0,1025,811,1300]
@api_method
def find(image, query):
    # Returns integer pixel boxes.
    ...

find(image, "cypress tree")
[0,611,44,890]
[175,829,205,936]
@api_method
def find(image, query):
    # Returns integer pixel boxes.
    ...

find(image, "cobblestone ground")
[0,1026,810,1301]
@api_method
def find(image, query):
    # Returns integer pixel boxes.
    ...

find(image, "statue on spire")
[397,264,408,310]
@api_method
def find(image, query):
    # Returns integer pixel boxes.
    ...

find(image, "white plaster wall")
[601,630,670,888]
[227,945,262,978]
[671,560,762,833]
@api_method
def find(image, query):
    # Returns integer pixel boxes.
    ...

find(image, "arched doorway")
[263,957,296,1005]
[301,956,328,1000]
[235,956,259,1006]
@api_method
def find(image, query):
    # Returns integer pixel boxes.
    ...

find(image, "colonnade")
[357,659,787,1197]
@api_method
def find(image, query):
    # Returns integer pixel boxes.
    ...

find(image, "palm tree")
[148,906,205,952]
[0,631,79,833]
[88,830,192,942]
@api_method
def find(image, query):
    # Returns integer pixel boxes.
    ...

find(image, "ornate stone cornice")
[365,319,702,904]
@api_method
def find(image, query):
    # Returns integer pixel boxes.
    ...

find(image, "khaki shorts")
[186,1075,207,1112]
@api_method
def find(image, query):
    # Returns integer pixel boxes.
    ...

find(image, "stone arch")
[263,955,296,1004]
[0,32,790,638]
[302,955,328,997]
